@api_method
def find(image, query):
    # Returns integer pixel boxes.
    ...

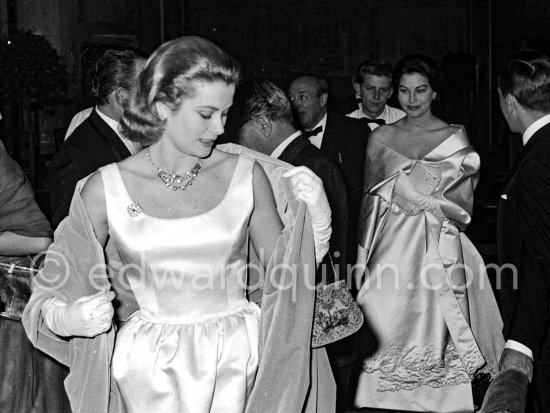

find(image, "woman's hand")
[45,289,116,338]
[283,166,331,264]
[394,169,421,201]
[395,169,443,216]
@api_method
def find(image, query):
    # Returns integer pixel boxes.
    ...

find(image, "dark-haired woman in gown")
[353,54,504,412]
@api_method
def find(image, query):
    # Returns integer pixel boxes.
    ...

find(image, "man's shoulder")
[327,111,370,133]
[296,143,341,173]
[50,116,109,171]
[63,112,114,153]
[385,105,406,121]
[346,109,361,119]
[523,122,550,163]
[64,116,97,145]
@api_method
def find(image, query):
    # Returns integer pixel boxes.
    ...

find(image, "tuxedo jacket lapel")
[88,108,131,161]
[279,135,311,165]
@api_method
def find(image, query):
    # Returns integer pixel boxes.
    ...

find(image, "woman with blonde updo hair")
[23,36,331,412]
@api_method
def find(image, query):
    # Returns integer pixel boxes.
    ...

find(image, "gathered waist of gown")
[129,299,259,325]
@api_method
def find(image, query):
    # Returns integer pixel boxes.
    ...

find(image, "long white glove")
[395,169,443,216]
[283,166,331,264]
[43,289,115,338]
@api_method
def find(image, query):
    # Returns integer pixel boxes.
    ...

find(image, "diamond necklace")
[146,148,203,191]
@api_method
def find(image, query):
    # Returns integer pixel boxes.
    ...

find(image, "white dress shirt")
[522,113,550,145]
[346,104,405,130]
[270,131,302,159]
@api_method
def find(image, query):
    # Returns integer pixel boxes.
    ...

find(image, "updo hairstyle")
[120,36,241,146]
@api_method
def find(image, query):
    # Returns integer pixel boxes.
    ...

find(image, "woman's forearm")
[0,231,52,255]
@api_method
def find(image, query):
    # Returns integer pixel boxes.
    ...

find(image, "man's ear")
[320,92,328,108]
[114,87,130,108]
[353,82,361,98]
[257,116,272,137]
[506,94,519,113]
[387,87,394,99]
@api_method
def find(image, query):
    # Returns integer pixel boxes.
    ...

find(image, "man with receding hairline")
[288,74,369,269]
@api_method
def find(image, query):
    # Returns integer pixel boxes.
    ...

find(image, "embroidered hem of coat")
[361,340,476,392]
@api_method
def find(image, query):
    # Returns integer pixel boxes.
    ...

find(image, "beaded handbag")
[312,254,364,348]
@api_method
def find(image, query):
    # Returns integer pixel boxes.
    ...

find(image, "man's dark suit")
[279,134,348,279]
[318,112,370,269]
[497,122,550,413]
[279,134,354,413]
[48,108,132,228]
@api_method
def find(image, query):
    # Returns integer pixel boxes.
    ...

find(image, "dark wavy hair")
[498,50,550,113]
[393,53,444,93]
[120,36,241,146]
[91,49,144,106]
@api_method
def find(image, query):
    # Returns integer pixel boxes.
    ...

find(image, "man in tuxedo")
[497,51,550,413]
[239,79,347,282]
[238,79,356,412]
[347,59,405,130]
[49,49,145,228]
[288,74,370,271]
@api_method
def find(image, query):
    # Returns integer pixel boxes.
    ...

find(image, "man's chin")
[366,105,384,114]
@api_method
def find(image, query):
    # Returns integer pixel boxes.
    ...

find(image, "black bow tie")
[304,126,323,137]
[367,118,386,126]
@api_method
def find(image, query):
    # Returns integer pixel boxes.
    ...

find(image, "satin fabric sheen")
[101,157,260,413]
[23,146,331,413]
[355,128,504,412]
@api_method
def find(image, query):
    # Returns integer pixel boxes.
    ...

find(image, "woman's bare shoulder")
[438,122,459,135]
[369,122,403,143]
[116,150,149,177]
[208,148,239,174]
[80,171,105,206]
[80,170,108,230]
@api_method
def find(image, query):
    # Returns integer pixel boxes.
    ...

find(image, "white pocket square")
[501,194,508,200]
